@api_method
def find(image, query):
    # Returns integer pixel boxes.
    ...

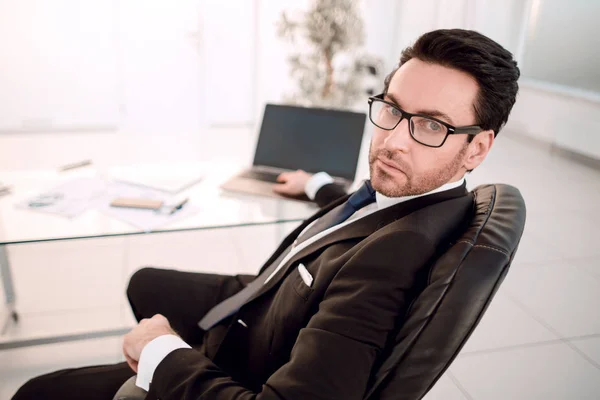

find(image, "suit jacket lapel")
[248,182,468,303]
[257,193,351,275]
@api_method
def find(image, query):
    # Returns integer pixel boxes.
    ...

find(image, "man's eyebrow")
[384,93,455,125]
[384,93,403,108]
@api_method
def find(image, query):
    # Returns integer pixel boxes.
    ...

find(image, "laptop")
[221,103,366,201]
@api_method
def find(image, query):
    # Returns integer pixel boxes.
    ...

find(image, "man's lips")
[377,157,404,173]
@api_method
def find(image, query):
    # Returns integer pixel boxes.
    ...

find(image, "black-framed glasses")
[367,94,482,148]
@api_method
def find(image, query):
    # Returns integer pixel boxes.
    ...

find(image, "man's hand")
[122,314,177,373]
[273,169,312,196]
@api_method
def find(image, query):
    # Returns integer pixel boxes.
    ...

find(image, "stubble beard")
[368,143,468,197]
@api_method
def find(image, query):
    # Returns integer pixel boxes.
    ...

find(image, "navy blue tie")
[198,180,376,331]
[294,180,377,246]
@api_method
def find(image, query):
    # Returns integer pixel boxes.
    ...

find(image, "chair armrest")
[113,376,147,400]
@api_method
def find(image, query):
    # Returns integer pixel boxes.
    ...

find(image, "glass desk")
[0,162,316,349]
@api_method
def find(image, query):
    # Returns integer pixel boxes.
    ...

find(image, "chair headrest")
[462,184,526,257]
[365,184,526,400]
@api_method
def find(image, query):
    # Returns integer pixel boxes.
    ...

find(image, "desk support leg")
[0,245,17,334]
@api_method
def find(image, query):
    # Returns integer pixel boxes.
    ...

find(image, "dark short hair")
[384,29,520,135]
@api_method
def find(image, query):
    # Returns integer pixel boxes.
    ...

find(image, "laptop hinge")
[253,165,289,174]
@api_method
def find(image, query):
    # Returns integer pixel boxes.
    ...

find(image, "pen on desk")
[59,160,93,172]
[169,198,189,215]
[0,186,11,197]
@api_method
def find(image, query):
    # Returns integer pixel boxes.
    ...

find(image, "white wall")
[200,0,256,126]
[0,0,258,137]
[0,0,256,171]
[117,0,205,135]
[0,0,121,132]
[506,85,600,159]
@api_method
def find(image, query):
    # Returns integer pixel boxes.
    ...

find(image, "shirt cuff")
[135,334,191,391]
[304,172,334,200]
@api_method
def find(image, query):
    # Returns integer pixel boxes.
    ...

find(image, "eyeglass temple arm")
[453,126,483,135]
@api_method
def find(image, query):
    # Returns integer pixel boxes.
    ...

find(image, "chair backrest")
[364,184,526,400]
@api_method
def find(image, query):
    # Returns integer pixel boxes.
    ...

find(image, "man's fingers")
[152,314,167,323]
[272,183,289,194]
[124,353,139,373]
[276,172,289,183]
[122,338,138,373]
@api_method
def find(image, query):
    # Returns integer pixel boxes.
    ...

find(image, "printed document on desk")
[16,177,108,218]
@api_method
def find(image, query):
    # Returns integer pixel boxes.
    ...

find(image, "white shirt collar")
[375,178,466,211]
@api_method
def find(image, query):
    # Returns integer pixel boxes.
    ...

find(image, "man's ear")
[464,130,494,171]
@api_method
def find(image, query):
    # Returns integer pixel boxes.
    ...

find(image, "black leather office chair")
[114,184,526,400]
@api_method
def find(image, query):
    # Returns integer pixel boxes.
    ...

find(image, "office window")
[521,0,600,94]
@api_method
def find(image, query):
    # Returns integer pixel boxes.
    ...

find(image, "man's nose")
[383,118,412,153]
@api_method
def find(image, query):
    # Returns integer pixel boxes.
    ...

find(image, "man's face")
[369,58,484,197]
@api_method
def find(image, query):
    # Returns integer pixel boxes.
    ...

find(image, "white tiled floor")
[452,342,600,399]
[1,132,600,399]
[423,372,470,400]
[502,259,600,338]
[459,293,559,354]
[570,337,600,367]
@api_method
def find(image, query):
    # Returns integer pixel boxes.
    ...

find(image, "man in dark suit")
[14,29,519,400]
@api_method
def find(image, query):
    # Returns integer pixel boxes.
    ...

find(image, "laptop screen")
[253,104,366,181]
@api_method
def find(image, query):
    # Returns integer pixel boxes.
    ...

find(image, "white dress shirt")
[135,177,466,390]
[304,172,335,200]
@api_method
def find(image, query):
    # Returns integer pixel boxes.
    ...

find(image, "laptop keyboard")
[239,170,281,183]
